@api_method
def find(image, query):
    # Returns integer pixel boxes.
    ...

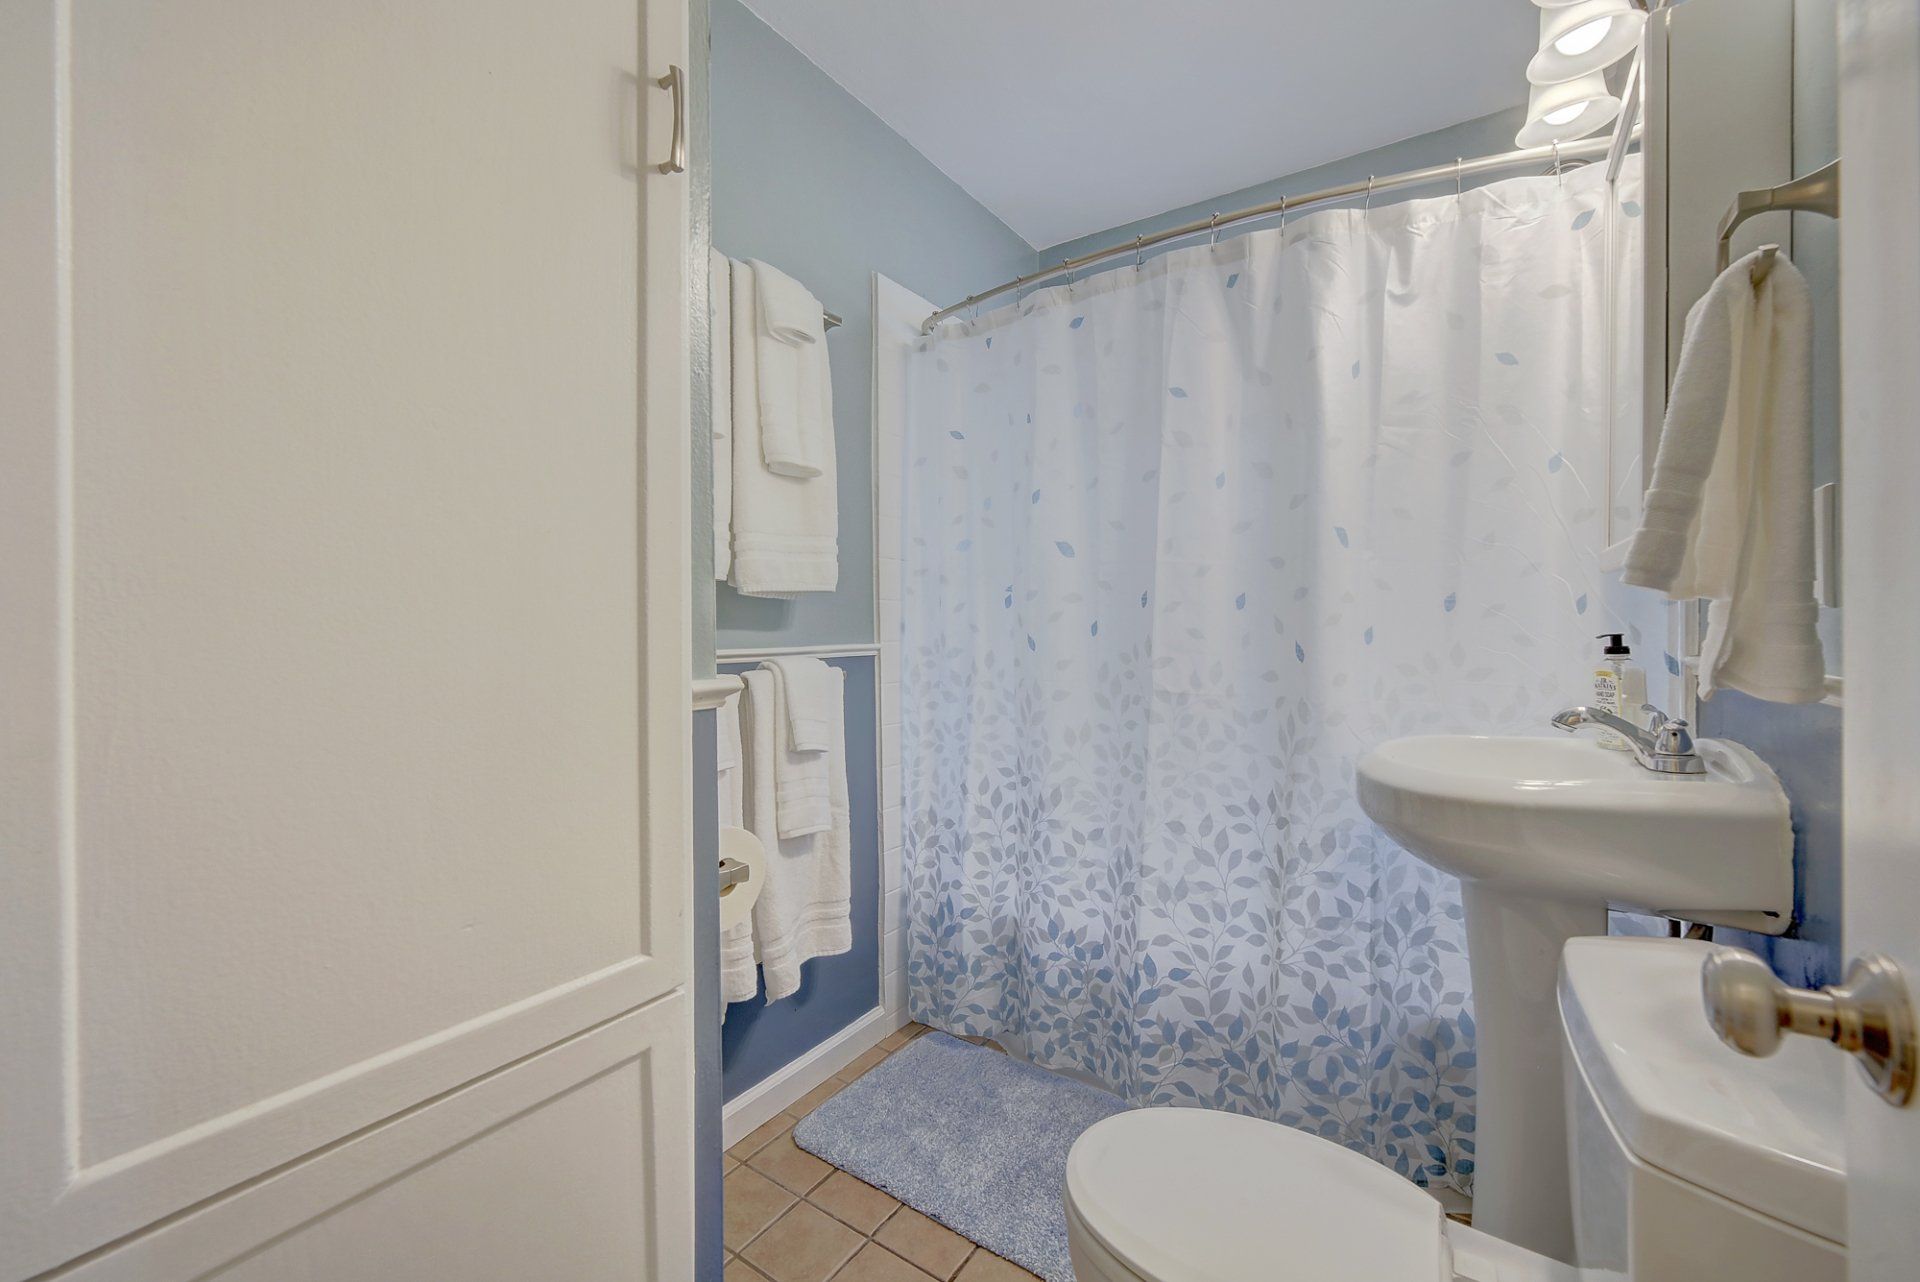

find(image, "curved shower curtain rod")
[921,133,1620,333]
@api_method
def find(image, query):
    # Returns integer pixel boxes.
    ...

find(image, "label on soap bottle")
[1593,665,1628,749]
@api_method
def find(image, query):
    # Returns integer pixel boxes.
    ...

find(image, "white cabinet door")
[1838,1,1920,1275]
[0,0,692,1276]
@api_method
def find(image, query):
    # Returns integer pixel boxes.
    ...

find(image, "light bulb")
[1528,1,1645,85]
[1554,16,1613,57]
[1516,70,1621,147]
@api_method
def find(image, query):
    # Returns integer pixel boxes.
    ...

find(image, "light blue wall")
[711,0,1034,650]
[1036,107,1528,271]
[1699,0,1843,988]
[706,0,1030,1113]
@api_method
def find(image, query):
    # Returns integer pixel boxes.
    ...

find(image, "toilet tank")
[1557,938,1846,1281]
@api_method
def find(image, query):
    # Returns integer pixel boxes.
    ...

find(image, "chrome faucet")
[1550,703,1706,775]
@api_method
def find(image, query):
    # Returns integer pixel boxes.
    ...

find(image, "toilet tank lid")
[1559,937,1845,1245]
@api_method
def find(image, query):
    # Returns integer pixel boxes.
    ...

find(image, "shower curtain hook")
[1209,212,1220,249]
[1278,195,1287,234]
[1552,140,1563,184]
[1134,235,1144,272]
[1062,259,1073,297]
[1365,175,1375,210]
[1455,157,1464,199]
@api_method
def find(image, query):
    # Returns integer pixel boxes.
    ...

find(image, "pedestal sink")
[1355,733,1791,1262]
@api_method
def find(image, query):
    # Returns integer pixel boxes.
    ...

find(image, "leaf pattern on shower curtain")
[900,159,1654,1195]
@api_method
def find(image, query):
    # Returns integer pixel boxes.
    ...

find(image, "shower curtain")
[901,160,1646,1193]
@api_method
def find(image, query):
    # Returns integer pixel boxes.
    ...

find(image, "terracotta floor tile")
[873,1207,973,1280]
[836,1046,890,1083]
[741,1202,864,1282]
[877,1026,918,1052]
[748,1130,834,1195]
[954,1251,1041,1281]
[724,1165,796,1252]
[726,1258,775,1282]
[831,1241,939,1282]
[807,1169,900,1234]
[789,1076,846,1119]
[729,1115,795,1162]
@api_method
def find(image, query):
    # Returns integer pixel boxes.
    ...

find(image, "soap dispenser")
[1591,633,1646,751]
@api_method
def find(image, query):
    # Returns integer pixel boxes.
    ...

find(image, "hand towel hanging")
[1623,249,1825,703]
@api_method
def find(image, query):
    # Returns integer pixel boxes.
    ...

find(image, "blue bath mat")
[792,1032,1127,1282]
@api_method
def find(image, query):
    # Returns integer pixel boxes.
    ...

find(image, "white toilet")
[1064,937,1845,1281]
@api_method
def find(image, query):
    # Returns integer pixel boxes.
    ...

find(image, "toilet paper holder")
[717,827,765,932]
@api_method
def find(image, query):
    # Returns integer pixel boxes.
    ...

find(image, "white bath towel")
[741,667,851,1003]
[765,655,838,753]
[711,249,734,580]
[748,260,833,480]
[716,689,758,1007]
[750,256,824,346]
[760,657,837,839]
[716,685,745,824]
[1623,250,1825,703]
[730,263,839,597]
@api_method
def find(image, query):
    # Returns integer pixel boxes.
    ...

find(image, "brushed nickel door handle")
[654,65,686,175]
[1703,946,1917,1106]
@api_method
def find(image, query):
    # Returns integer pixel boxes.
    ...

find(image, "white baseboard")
[721,1004,911,1148]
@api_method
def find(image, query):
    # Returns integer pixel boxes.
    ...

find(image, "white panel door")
[1837,1,1920,1274]
[0,0,692,1276]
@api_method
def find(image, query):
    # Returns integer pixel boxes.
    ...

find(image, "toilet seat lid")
[1065,1108,1445,1282]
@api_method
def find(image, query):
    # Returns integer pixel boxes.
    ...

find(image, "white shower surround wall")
[899,159,1652,1194]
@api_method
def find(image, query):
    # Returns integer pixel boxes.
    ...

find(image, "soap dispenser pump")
[1591,633,1646,751]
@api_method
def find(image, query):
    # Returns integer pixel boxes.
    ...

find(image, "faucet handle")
[1650,715,1695,758]
[1639,703,1668,730]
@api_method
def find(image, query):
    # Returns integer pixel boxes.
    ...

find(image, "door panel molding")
[48,996,692,1282]
[8,960,674,1278]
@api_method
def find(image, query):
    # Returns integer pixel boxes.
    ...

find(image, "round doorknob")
[1702,948,1798,1056]
[1702,946,1918,1107]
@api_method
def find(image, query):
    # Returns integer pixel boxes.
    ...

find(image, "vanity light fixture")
[1515,71,1623,147]
[1527,0,1647,85]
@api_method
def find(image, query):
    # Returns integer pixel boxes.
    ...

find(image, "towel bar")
[1716,158,1841,279]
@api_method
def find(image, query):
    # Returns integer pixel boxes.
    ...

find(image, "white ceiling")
[738,0,1541,249]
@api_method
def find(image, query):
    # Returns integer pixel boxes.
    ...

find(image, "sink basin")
[1356,734,1792,930]
[1354,733,1792,1263]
